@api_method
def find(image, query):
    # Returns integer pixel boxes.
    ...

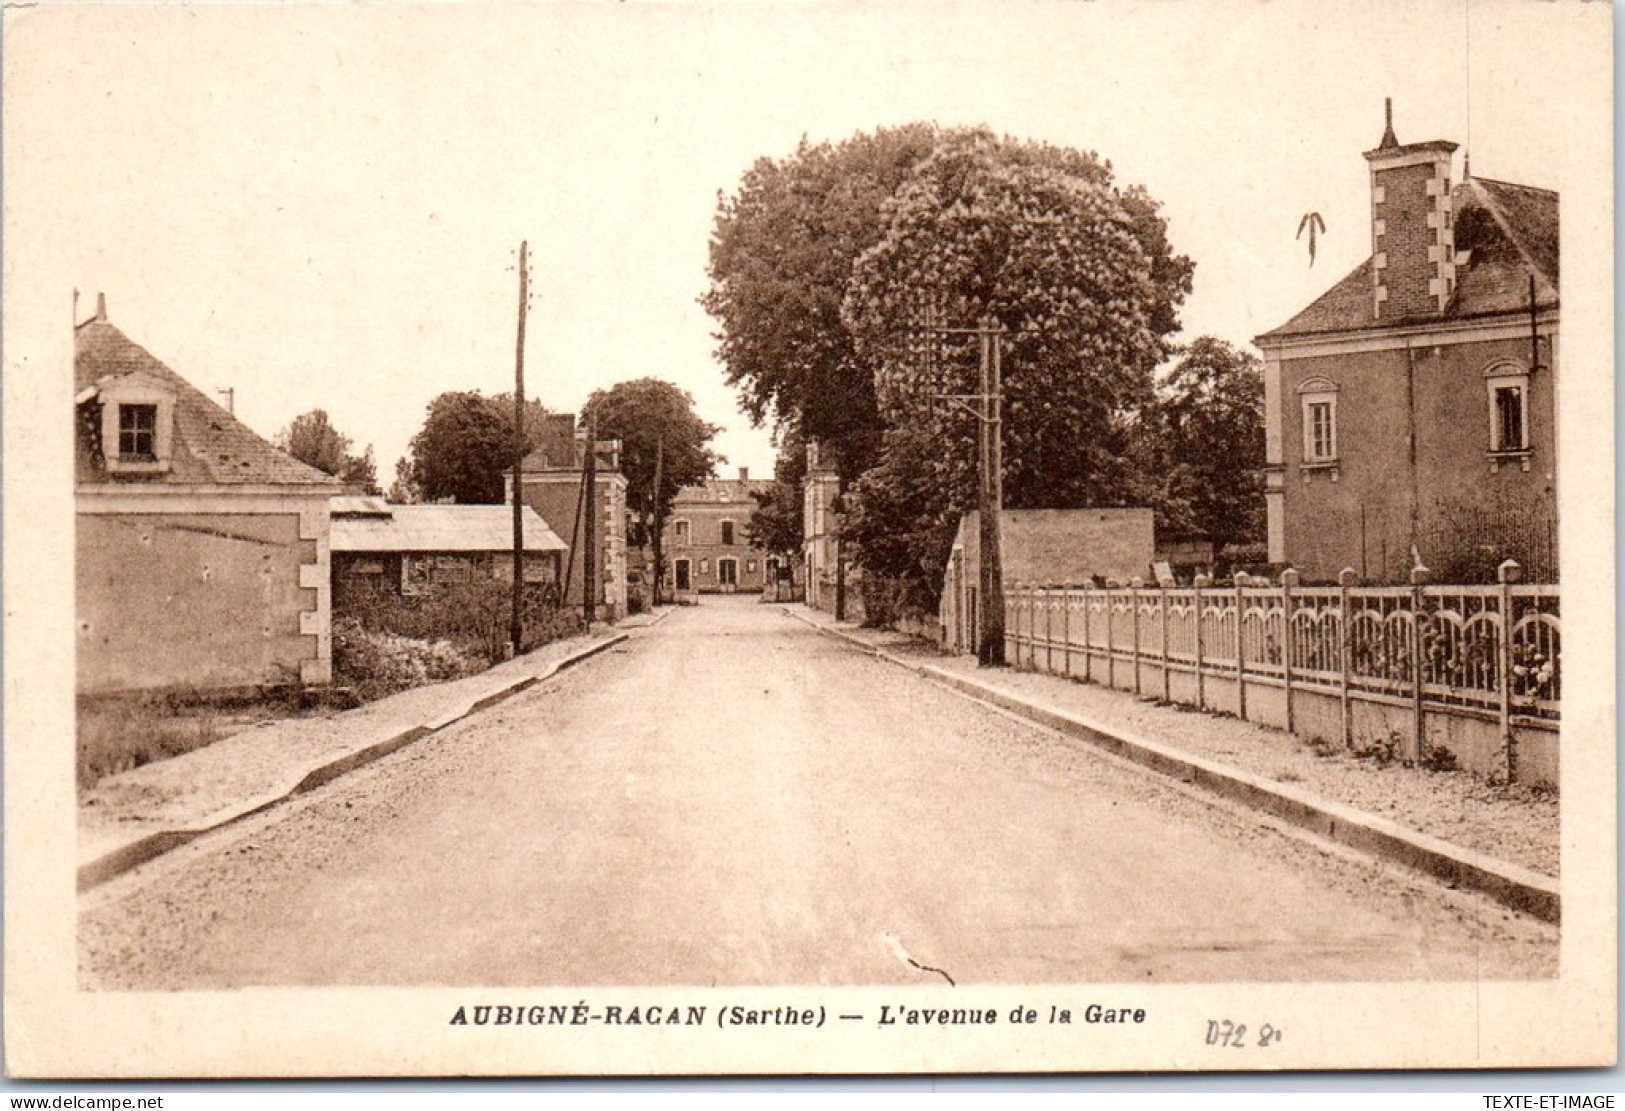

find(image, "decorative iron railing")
[1003,566,1559,756]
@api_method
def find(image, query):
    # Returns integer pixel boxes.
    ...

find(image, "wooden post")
[1338,567,1356,750]
[1281,568,1299,734]
[1044,584,1054,673]
[1497,559,1522,783]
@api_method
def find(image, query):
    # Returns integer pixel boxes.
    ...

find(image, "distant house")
[329,496,566,610]
[663,467,783,595]
[75,296,339,693]
[940,508,1155,655]
[509,414,629,619]
[1255,103,1559,583]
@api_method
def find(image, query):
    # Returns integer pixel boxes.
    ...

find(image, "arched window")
[1297,376,1340,465]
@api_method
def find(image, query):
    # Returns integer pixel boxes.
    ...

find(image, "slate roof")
[1258,175,1558,342]
[672,477,774,507]
[75,317,338,487]
[330,500,567,553]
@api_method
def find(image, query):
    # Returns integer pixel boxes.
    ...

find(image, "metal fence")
[1003,566,1559,774]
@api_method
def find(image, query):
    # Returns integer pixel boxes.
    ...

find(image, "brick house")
[329,496,566,611]
[75,297,338,693]
[1256,104,1559,584]
[662,467,781,595]
[509,413,629,619]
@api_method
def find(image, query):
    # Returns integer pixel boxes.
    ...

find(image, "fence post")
[1281,568,1299,734]
[1061,582,1073,679]
[1082,580,1093,685]
[1044,583,1054,673]
[1105,581,1117,690]
[1130,577,1144,696]
[1234,572,1249,722]
[1338,567,1356,750]
[1160,581,1172,704]
[1409,563,1429,764]
[1497,559,1522,784]
[1193,572,1211,711]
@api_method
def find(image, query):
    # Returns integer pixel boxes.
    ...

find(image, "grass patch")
[76,688,303,793]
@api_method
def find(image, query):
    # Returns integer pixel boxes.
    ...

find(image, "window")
[720,520,735,546]
[97,383,175,474]
[1484,362,1532,458]
[1297,377,1340,466]
[118,404,158,460]
[672,520,690,546]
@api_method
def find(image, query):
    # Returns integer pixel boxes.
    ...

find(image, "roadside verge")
[78,632,629,892]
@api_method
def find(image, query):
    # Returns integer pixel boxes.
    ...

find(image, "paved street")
[80,597,1556,988]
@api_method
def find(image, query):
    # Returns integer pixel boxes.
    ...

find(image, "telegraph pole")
[926,314,1008,666]
[510,240,529,658]
[650,436,665,608]
[583,405,598,628]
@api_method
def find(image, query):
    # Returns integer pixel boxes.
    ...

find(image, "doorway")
[674,558,691,592]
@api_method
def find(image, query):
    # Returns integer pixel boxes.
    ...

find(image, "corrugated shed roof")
[1258,175,1558,342]
[330,503,566,553]
[75,318,338,487]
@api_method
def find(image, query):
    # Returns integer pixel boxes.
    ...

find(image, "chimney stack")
[95,292,107,322]
[738,466,749,482]
[1364,100,1458,319]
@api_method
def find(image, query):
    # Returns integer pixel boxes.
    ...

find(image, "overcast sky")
[4,1,1607,486]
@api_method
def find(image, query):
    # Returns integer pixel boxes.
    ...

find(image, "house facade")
[801,441,849,613]
[329,497,566,611]
[1256,105,1559,584]
[940,508,1155,655]
[662,468,780,595]
[75,297,339,693]
[509,413,629,620]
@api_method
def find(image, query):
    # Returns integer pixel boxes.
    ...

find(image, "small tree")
[585,379,721,595]
[404,392,526,505]
[278,409,381,494]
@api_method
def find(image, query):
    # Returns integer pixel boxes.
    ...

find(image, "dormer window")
[118,404,158,461]
[97,380,175,474]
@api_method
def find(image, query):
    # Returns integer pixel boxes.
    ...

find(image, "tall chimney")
[1364,100,1458,319]
[738,466,749,482]
[95,292,107,322]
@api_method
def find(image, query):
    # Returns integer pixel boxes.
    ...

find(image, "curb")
[77,632,629,893]
[795,613,1560,925]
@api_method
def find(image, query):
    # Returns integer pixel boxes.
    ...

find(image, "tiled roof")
[671,478,774,507]
[331,502,566,553]
[1258,175,1558,342]
[75,318,338,487]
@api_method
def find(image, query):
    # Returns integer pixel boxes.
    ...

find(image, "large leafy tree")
[277,409,380,494]
[839,128,1194,600]
[1135,337,1266,554]
[584,379,721,587]
[703,124,939,484]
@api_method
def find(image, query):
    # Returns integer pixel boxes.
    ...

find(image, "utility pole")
[510,240,529,658]
[927,315,1008,666]
[583,405,598,628]
[651,436,664,608]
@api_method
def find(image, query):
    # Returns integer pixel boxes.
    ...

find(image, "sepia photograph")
[3,0,1614,1080]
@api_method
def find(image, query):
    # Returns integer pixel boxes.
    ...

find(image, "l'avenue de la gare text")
[448,1002,1147,1029]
